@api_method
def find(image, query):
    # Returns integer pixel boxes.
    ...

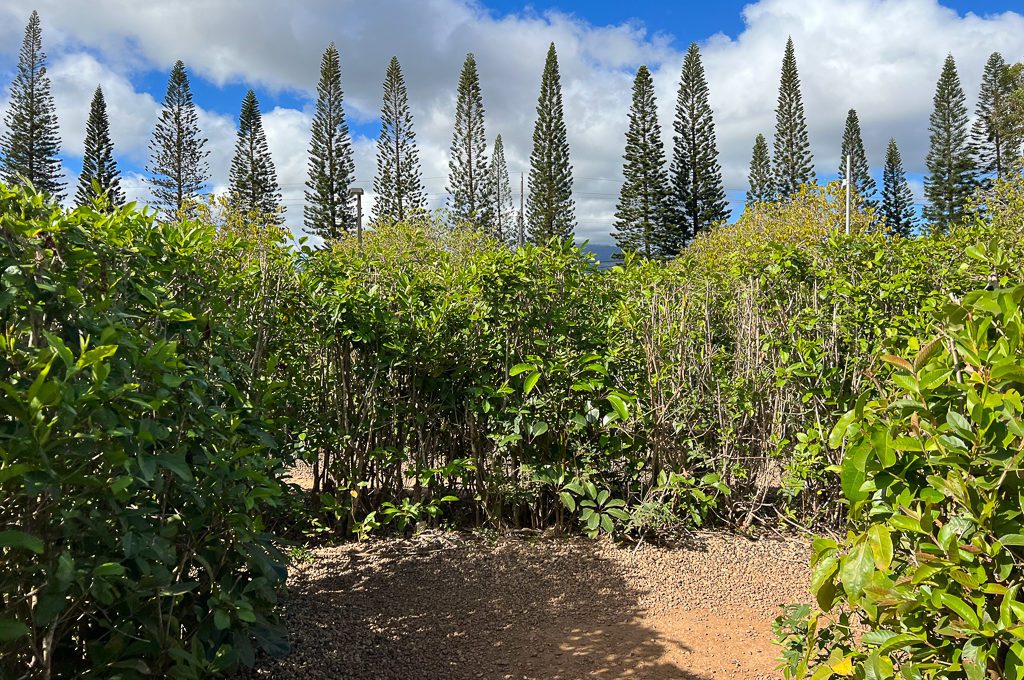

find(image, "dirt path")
[245,532,810,679]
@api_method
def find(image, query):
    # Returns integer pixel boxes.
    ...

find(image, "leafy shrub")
[778,280,1024,678]
[0,188,293,677]
[282,177,1024,539]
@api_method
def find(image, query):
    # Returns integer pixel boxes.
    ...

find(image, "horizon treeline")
[1,10,1022,256]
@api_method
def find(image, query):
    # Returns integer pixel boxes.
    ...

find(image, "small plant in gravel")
[578,481,630,537]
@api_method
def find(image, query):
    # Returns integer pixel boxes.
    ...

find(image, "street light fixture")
[348,187,364,249]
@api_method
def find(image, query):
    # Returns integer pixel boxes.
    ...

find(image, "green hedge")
[776,255,1024,675]
[0,188,293,678]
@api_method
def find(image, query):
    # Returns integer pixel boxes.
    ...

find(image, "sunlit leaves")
[790,277,1024,677]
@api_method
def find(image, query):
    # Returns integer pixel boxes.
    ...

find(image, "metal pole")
[347,187,365,249]
[356,192,363,250]
[519,172,525,247]
[845,153,851,236]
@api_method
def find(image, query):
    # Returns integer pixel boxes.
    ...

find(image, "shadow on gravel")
[245,536,711,680]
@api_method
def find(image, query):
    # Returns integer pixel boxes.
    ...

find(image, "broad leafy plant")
[779,281,1024,679]
[0,187,294,678]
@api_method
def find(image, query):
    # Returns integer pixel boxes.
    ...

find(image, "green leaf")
[161,581,200,596]
[962,637,987,680]
[214,609,230,630]
[861,629,899,646]
[606,394,629,422]
[0,618,29,641]
[1006,642,1024,680]
[558,491,576,512]
[509,363,535,377]
[946,411,972,438]
[811,554,839,610]
[42,330,74,368]
[137,451,156,482]
[158,454,193,482]
[840,443,870,503]
[940,592,980,629]
[523,371,541,395]
[78,344,118,368]
[0,530,44,554]
[161,308,196,322]
[829,410,857,449]
[840,541,874,600]
[0,463,34,484]
[93,562,125,577]
[876,632,925,654]
[867,525,893,571]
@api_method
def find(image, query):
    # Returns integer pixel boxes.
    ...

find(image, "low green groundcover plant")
[776,278,1024,678]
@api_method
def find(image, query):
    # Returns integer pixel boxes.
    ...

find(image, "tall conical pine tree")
[746,133,773,206]
[488,135,515,243]
[147,60,209,215]
[229,90,282,223]
[448,54,492,228]
[76,86,123,210]
[374,56,425,225]
[971,52,1018,185]
[772,37,814,198]
[613,65,670,259]
[923,55,976,231]
[838,108,876,208]
[527,43,575,242]
[305,43,355,240]
[881,138,916,237]
[1,11,63,198]
[669,42,727,248]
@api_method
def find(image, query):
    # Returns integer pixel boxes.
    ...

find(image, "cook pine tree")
[76,86,123,210]
[881,138,916,237]
[613,65,670,259]
[305,43,355,241]
[229,90,282,223]
[373,56,426,225]
[1,11,63,198]
[838,108,876,208]
[147,60,209,215]
[447,53,492,229]
[772,37,814,198]
[488,135,515,243]
[746,133,773,206]
[670,42,727,250]
[971,52,1018,185]
[923,55,976,231]
[527,43,575,242]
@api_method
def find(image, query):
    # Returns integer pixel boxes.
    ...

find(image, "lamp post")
[348,187,364,249]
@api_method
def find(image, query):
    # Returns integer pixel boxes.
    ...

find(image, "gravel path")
[243,531,810,679]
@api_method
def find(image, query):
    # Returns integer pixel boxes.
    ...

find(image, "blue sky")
[0,0,1022,242]
[485,0,1021,40]
[125,0,1024,153]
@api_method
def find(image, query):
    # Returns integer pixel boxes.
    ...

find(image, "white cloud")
[48,52,159,163]
[0,0,1021,240]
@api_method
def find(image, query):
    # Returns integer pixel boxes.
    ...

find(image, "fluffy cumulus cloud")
[0,0,1022,240]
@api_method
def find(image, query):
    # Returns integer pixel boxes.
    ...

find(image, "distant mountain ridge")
[579,242,619,268]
